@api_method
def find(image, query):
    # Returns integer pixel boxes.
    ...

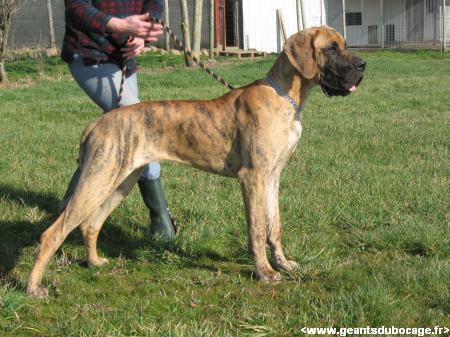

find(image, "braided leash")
[118,17,235,105]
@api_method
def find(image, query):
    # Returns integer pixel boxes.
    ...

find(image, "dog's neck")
[267,52,313,108]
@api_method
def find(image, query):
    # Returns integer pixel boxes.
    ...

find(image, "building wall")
[327,0,445,47]
[9,0,212,50]
[241,0,324,53]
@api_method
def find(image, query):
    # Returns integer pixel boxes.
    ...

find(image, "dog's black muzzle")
[320,57,366,97]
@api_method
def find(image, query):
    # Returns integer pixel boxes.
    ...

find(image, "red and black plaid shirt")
[61,0,163,76]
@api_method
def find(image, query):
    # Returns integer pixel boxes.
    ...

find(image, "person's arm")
[66,0,154,37]
[65,0,113,34]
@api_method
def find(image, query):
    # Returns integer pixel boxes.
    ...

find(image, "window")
[368,25,378,45]
[346,12,362,26]
[385,24,395,45]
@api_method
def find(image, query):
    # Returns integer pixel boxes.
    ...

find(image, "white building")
[326,0,448,48]
[240,0,325,53]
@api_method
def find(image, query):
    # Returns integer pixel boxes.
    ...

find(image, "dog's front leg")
[266,172,299,272]
[239,170,281,283]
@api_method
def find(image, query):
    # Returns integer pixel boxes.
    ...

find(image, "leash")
[118,17,235,105]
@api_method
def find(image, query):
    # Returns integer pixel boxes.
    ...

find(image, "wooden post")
[380,0,384,48]
[342,0,347,40]
[164,0,170,51]
[320,0,323,26]
[209,0,214,58]
[296,0,303,31]
[443,0,447,52]
[179,0,193,66]
[234,0,240,48]
[192,0,203,59]
[46,0,56,50]
[277,9,288,43]
[300,0,307,29]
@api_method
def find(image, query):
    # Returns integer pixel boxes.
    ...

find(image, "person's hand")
[143,21,164,43]
[121,37,145,61]
[107,13,163,41]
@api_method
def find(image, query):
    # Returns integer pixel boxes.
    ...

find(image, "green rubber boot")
[138,178,177,240]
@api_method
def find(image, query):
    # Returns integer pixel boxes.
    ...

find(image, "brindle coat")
[27,26,365,298]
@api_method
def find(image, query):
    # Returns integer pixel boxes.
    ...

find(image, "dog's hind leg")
[27,210,72,299]
[27,165,134,298]
[58,166,81,212]
[79,168,142,266]
[34,169,82,246]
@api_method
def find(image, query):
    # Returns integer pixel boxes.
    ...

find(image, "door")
[225,0,240,48]
[215,0,240,50]
[215,0,226,50]
[406,0,424,41]
[345,0,365,46]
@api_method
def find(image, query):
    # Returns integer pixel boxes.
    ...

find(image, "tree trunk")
[192,0,203,59]
[0,60,7,84]
[179,0,193,66]
[0,0,26,84]
[164,0,170,52]
[209,0,214,59]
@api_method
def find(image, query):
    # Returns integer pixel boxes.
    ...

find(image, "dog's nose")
[355,59,366,72]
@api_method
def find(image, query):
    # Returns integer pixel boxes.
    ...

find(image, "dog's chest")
[286,120,302,154]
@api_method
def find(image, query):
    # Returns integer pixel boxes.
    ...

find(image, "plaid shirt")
[61,0,163,76]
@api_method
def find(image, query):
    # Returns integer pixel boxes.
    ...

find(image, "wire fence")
[326,0,448,50]
[4,0,449,66]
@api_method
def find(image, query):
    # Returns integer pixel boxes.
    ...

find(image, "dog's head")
[284,26,365,96]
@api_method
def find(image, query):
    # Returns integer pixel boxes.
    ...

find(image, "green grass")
[0,50,449,336]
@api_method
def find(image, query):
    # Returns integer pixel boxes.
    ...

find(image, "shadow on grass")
[0,183,60,214]
[0,183,252,285]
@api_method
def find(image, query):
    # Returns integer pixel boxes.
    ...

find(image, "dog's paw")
[89,257,109,267]
[256,269,282,283]
[276,259,299,272]
[27,285,49,299]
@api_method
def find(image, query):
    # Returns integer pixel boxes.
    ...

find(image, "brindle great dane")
[27,26,365,298]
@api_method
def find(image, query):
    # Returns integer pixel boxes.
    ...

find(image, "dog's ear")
[283,30,317,79]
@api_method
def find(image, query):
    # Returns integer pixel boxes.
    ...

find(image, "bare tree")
[192,0,203,59]
[164,0,170,52]
[0,0,25,83]
[209,0,214,59]
[179,0,193,67]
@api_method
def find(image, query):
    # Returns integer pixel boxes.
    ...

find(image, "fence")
[8,0,212,50]
[326,0,449,50]
[6,0,450,52]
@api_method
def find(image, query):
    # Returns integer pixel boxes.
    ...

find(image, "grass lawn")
[0,50,449,336]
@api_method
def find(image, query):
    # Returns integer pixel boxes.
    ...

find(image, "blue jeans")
[69,55,160,180]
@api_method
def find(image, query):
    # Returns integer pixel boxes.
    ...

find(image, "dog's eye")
[328,42,339,52]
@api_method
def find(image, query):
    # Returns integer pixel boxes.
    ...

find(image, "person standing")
[61,0,176,239]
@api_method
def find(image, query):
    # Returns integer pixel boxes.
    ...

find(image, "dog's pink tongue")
[349,85,357,92]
